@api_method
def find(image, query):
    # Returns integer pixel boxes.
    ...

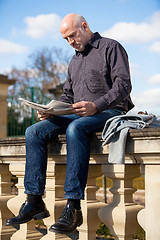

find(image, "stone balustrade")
[0,127,160,240]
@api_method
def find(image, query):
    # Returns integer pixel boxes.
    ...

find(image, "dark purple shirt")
[59,32,134,112]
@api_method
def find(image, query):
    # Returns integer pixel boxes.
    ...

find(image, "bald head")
[60,13,87,32]
[60,13,93,52]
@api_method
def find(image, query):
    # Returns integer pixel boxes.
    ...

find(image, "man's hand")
[71,101,98,117]
[37,111,53,121]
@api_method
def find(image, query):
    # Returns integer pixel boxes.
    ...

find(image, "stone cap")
[0,127,160,165]
[0,74,16,85]
[0,127,160,145]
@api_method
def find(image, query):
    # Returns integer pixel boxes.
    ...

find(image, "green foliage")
[7,105,33,136]
[7,86,51,137]
[133,175,145,190]
[133,225,145,240]
[96,223,113,239]
[96,223,145,240]
[96,175,145,190]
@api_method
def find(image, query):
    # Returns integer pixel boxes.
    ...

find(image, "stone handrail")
[0,127,160,239]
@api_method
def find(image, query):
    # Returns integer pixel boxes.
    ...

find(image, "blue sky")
[0,0,160,114]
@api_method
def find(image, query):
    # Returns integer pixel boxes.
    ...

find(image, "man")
[5,13,134,234]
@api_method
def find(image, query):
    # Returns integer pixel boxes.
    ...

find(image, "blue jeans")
[24,109,122,199]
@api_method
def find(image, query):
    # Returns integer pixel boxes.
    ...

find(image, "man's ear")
[81,22,87,31]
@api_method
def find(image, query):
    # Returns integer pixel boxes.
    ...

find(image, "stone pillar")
[138,165,160,240]
[98,164,143,240]
[0,74,16,138]
[78,164,105,240]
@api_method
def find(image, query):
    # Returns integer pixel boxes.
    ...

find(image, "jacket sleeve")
[59,70,74,104]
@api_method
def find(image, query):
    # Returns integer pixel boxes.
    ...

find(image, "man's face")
[61,24,89,52]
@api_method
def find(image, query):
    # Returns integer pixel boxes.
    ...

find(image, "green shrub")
[96,223,145,240]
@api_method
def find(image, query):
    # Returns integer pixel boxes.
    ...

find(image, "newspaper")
[18,97,73,116]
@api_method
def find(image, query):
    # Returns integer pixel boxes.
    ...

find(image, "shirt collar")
[76,32,102,56]
[88,32,102,49]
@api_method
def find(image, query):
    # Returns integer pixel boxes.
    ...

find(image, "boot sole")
[5,210,50,226]
[49,227,77,235]
[49,220,83,234]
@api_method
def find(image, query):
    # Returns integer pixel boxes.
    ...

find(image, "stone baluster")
[138,165,160,240]
[98,164,143,240]
[78,164,105,240]
[0,163,17,239]
[40,163,68,240]
[7,161,43,239]
[41,162,105,240]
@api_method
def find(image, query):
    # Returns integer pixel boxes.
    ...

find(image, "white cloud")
[0,39,28,54]
[102,11,160,44]
[148,73,160,84]
[131,88,160,114]
[24,13,61,39]
[150,41,160,53]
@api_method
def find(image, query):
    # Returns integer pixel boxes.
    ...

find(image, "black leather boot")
[5,200,50,226]
[49,203,83,234]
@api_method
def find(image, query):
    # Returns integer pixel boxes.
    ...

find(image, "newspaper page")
[18,98,73,115]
